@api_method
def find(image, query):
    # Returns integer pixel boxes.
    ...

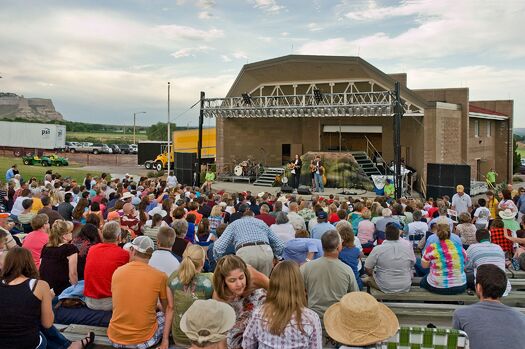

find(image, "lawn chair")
[385,327,468,349]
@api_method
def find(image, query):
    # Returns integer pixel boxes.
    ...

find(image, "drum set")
[233,159,261,177]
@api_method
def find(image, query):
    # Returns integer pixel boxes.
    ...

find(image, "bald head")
[123,203,134,215]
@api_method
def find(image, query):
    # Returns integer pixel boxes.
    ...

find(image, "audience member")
[149,226,180,276]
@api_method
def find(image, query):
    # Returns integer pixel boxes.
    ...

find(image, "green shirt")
[167,272,214,345]
[384,183,395,196]
[205,172,215,181]
[486,171,496,183]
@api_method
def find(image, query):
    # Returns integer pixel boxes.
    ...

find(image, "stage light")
[242,93,252,105]
[313,89,323,104]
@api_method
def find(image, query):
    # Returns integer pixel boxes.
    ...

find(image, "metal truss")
[202,80,424,118]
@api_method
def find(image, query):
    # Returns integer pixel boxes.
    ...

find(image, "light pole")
[133,111,146,144]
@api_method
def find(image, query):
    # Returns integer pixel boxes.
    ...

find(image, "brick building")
[208,55,513,192]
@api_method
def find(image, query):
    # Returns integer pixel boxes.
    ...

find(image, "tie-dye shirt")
[422,239,467,288]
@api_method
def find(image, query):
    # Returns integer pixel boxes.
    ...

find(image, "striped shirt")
[466,241,511,295]
[213,216,285,260]
[242,306,322,349]
[423,239,467,289]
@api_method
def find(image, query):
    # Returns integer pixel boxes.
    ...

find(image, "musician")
[290,154,302,189]
[313,155,324,193]
[310,160,317,192]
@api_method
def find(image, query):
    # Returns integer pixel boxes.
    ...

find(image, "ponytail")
[178,245,205,285]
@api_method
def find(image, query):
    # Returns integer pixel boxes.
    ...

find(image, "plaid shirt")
[490,228,514,253]
[242,306,322,349]
[213,216,285,260]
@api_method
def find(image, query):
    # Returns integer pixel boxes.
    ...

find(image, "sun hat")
[257,191,265,198]
[499,208,516,220]
[180,299,236,345]
[148,206,167,218]
[324,292,398,346]
[121,192,134,200]
[456,184,464,193]
[130,236,155,254]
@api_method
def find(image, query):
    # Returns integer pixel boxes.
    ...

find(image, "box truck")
[0,121,66,156]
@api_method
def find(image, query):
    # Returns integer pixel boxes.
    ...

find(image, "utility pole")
[393,81,403,199]
[133,111,146,144]
[196,91,205,187]
[167,82,171,176]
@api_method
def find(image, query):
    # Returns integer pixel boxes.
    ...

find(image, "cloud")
[307,23,323,32]
[232,51,248,60]
[221,55,232,62]
[198,11,213,19]
[197,0,215,9]
[299,1,525,59]
[154,24,224,41]
[171,46,212,58]
[250,0,284,13]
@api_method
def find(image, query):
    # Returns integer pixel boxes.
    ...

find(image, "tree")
[513,135,521,174]
[147,122,177,141]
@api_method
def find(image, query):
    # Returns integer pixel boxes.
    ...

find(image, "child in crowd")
[338,227,364,290]
[473,198,491,230]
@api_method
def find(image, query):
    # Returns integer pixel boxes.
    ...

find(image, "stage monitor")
[426,163,470,199]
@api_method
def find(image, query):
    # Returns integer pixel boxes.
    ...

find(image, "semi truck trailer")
[0,121,66,156]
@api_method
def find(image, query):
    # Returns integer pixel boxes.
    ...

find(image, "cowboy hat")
[324,292,398,346]
[148,206,167,218]
[121,192,134,200]
[499,208,515,220]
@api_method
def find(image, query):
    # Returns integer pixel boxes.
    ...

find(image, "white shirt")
[452,193,472,215]
[167,175,177,188]
[149,249,180,277]
[287,212,306,231]
[270,223,296,243]
[473,207,490,227]
[11,196,30,216]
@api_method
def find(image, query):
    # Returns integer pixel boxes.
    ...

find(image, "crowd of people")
[1,166,525,349]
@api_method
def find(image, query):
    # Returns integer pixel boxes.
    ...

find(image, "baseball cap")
[317,210,328,219]
[130,236,155,254]
[180,299,236,344]
[238,203,249,213]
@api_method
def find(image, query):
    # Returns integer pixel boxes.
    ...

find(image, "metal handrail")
[364,135,388,174]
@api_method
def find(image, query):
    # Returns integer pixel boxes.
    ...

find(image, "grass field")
[67,131,148,144]
[517,142,525,159]
[0,156,98,183]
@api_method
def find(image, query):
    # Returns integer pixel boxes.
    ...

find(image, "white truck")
[0,121,66,156]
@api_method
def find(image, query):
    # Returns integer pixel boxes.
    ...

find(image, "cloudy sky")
[1,0,524,127]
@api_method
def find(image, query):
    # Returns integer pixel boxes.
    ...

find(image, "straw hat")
[324,292,398,346]
[148,206,167,218]
[499,208,515,220]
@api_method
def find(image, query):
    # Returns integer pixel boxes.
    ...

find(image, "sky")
[0,0,524,127]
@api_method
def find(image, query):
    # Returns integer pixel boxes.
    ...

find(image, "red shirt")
[84,243,129,299]
[328,213,340,224]
[187,210,203,225]
[22,229,49,268]
[255,213,276,227]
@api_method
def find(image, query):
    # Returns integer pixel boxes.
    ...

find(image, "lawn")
[518,142,525,159]
[0,156,99,183]
[67,131,148,144]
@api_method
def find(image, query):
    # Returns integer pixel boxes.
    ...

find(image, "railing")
[364,135,387,174]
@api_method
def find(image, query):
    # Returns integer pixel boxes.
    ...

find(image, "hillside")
[0,92,63,121]
[514,128,525,136]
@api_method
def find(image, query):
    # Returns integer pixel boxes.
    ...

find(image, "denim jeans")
[414,257,430,277]
[41,325,71,349]
[314,173,324,192]
[420,275,467,295]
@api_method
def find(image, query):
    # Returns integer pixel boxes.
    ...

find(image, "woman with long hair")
[195,217,215,248]
[71,223,101,280]
[208,205,223,234]
[0,247,94,349]
[213,255,269,349]
[242,260,322,348]
[39,220,79,295]
[167,245,213,347]
[142,213,164,245]
[71,198,89,223]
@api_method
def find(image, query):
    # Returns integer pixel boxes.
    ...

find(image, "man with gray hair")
[375,208,397,233]
[300,230,359,322]
[84,221,130,311]
[171,219,190,258]
[254,204,276,226]
[287,202,307,231]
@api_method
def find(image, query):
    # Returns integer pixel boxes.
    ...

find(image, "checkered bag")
[384,327,468,349]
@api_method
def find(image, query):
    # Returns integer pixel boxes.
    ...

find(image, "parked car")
[109,144,121,154]
[129,144,138,154]
[118,144,131,154]
[92,144,112,154]
[69,143,110,154]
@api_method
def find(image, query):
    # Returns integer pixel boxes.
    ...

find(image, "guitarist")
[313,155,325,193]
[289,154,303,190]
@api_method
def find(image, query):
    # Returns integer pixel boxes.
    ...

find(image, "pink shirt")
[22,229,49,268]
[357,219,375,244]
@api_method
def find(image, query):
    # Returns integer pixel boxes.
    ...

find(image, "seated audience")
[71,223,101,280]
[453,264,525,349]
[149,226,180,276]
[180,299,235,349]
[108,236,173,349]
[254,204,275,227]
[420,224,467,295]
[243,261,322,348]
[283,229,323,265]
[310,211,333,240]
[365,223,415,294]
[338,227,364,290]
[270,211,296,242]
[357,209,375,249]
[455,212,477,249]
[84,221,129,311]
[168,244,214,347]
[172,218,191,258]
[22,213,50,268]
[213,255,269,349]
[39,220,78,295]
[0,247,95,349]
[300,230,359,323]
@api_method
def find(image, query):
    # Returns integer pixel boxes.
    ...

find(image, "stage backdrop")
[294,152,374,190]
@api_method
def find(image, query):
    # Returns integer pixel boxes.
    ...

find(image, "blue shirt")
[425,232,462,249]
[311,222,335,240]
[283,238,323,264]
[213,216,285,260]
[5,168,14,182]
[339,246,363,290]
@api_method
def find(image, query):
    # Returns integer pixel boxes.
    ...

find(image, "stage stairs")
[253,167,285,187]
[351,151,382,178]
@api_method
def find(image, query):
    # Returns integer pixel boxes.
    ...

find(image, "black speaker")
[426,163,471,199]
[297,186,312,195]
[281,185,294,193]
